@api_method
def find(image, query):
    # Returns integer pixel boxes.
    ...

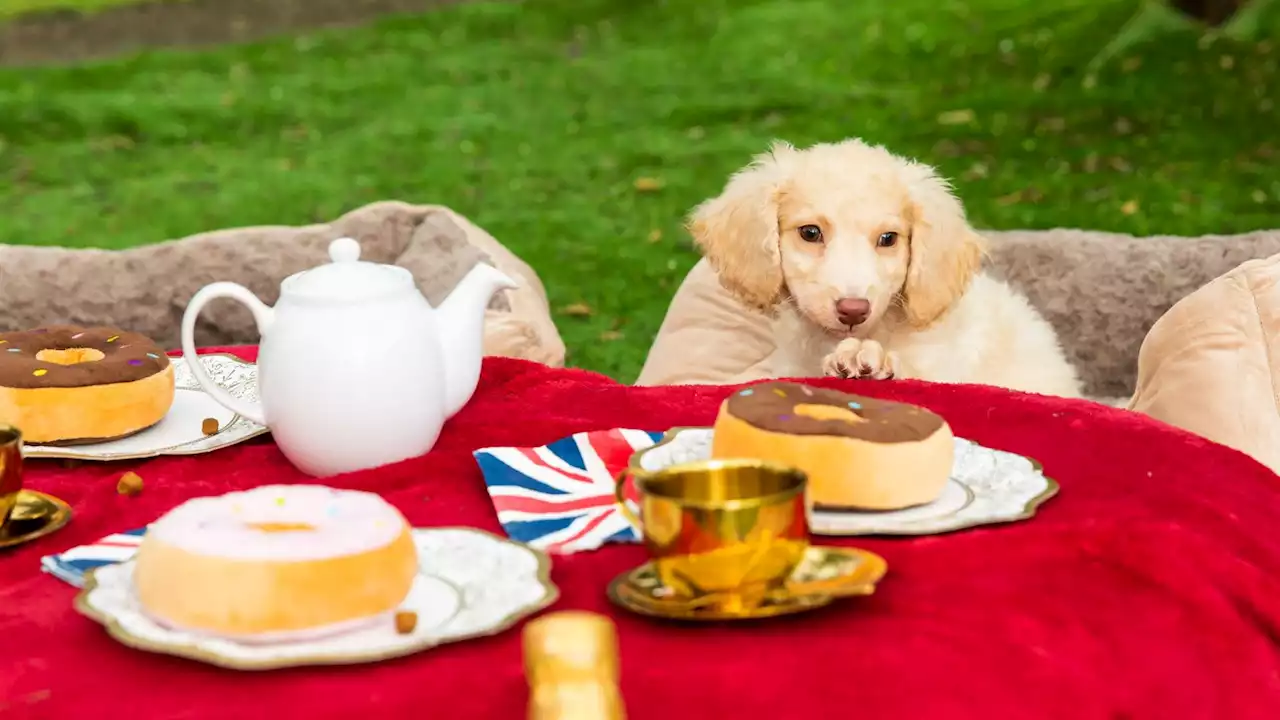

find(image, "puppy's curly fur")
[688,138,1082,398]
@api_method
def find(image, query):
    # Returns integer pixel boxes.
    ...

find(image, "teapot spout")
[437,262,518,417]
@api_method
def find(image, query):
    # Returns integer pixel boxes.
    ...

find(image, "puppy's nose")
[835,298,872,326]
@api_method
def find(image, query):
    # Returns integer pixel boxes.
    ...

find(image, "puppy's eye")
[877,232,899,247]
[798,225,823,243]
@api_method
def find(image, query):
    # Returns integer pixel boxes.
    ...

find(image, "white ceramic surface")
[24,354,266,461]
[75,527,557,670]
[634,427,1058,536]
[179,237,517,477]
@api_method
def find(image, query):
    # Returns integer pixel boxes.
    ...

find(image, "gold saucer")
[0,490,72,549]
[607,545,887,622]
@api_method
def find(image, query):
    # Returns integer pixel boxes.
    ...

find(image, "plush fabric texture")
[639,229,1280,399]
[0,201,565,367]
[1129,252,1280,475]
[4,348,1280,719]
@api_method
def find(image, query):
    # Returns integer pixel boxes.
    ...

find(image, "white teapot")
[180,237,517,477]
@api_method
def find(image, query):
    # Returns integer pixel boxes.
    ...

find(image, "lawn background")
[1,0,1277,381]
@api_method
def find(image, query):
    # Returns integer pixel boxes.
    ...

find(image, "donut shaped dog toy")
[0,325,174,444]
[134,485,420,641]
[711,381,955,510]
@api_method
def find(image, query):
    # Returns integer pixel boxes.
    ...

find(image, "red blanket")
[3,348,1280,720]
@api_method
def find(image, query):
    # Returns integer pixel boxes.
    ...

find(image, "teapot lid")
[283,238,414,300]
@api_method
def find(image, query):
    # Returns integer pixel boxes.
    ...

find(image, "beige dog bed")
[1129,251,1280,475]
[0,201,565,367]
[640,227,1280,401]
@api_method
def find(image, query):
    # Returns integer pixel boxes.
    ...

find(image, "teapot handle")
[180,282,273,427]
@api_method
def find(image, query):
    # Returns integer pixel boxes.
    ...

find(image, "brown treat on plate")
[394,610,418,634]
[711,381,954,511]
[0,326,175,445]
[117,471,144,496]
[201,418,219,436]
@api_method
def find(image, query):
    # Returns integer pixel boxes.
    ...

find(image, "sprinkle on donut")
[0,325,170,389]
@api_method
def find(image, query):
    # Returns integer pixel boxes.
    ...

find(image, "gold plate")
[607,545,887,622]
[0,489,72,549]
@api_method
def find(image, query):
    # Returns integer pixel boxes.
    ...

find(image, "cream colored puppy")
[688,138,1082,398]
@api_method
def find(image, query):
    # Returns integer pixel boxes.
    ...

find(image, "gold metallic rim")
[24,353,270,462]
[0,489,73,550]
[0,424,22,444]
[73,526,559,671]
[606,545,885,622]
[633,456,807,510]
[632,426,1061,537]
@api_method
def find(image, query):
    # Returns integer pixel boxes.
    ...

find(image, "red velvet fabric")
[3,347,1280,719]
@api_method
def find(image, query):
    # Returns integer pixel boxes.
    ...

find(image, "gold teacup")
[0,425,24,530]
[615,459,816,612]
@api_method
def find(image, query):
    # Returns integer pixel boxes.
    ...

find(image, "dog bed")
[638,227,1280,401]
[1129,251,1280,475]
[0,201,565,368]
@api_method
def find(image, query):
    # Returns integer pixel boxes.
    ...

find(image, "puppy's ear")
[686,144,792,310]
[899,161,987,327]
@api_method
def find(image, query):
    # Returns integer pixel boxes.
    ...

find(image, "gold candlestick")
[523,611,626,720]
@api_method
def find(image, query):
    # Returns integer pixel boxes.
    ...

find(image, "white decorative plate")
[74,527,558,671]
[632,427,1058,536]
[24,353,267,461]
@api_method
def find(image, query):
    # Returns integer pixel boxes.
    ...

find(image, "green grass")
[0,0,165,20]
[1,0,1277,381]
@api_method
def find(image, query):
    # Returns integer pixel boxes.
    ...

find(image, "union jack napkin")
[39,428,664,586]
[41,528,146,588]
[473,428,664,555]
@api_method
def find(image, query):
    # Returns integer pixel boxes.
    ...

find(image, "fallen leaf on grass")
[936,109,975,126]
[1038,117,1066,133]
[559,303,593,317]
[647,229,663,243]
[996,188,1043,206]
[633,177,664,192]
[1120,200,1139,215]
[599,330,624,342]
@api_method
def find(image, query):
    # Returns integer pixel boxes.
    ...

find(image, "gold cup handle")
[613,469,643,533]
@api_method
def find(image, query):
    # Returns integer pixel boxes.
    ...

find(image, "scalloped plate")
[23,354,267,461]
[74,527,558,671]
[632,427,1059,537]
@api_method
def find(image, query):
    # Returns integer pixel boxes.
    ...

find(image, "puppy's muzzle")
[835,298,871,327]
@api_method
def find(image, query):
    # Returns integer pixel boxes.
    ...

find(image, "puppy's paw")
[822,339,898,380]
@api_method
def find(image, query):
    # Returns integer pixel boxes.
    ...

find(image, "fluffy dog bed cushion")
[1129,253,1280,475]
[0,201,565,367]
[638,229,1280,399]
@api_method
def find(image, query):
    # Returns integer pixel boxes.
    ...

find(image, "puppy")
[687,138,1082,398]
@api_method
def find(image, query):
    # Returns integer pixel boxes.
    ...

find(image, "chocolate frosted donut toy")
[711,381,954,511]
[0,325,175,444]
[133,485,420,642]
